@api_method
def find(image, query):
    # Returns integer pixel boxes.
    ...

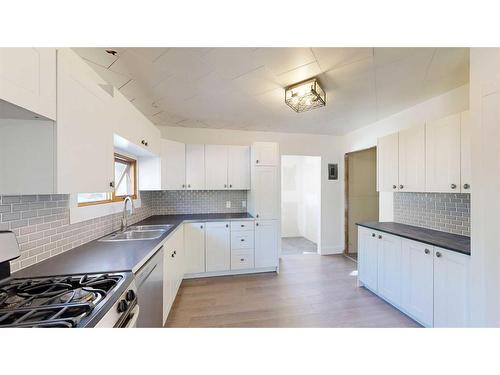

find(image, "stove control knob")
[117,299,128,313]
[126,290,136,302]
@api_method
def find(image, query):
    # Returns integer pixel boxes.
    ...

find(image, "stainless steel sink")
[128,224,174,231]
[99,229,166,242]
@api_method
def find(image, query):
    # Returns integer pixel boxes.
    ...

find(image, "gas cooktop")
[0,273,128,328]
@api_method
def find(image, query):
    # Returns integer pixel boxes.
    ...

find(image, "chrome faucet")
[121,196,135,232]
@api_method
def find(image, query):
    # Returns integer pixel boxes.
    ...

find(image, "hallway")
[165,253,419,328]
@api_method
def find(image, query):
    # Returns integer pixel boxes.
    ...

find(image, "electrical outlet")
[226,201,231,208]
[242,200,246,208]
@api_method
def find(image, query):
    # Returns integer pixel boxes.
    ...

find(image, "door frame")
[344,146,377,256]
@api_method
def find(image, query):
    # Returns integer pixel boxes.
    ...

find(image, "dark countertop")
[14,213,254,278]
[356,222,470,256]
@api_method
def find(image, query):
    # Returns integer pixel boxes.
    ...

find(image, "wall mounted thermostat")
[328,163,338,180]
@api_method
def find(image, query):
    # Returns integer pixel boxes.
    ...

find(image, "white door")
[377,232,402,306]
[433,247,469,327]
[460,111,472,193]
[205,145,228,190]
[377,132,399,192]
[205,222,231,272]
[162,139,186,190]
[186,144,205,190]
[398,124,426,192]
[56,48,114,194]
[425,114,461,193]
[184,222,206,274]
[358,227,378,292]
[401,239,434,327]
[253,166,279,220]
[252,142,279,166]
[228,145,250,190]
[254,220,278,268]
[0,48,57,120]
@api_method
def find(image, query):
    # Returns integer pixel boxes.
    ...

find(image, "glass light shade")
[285,78,326,113]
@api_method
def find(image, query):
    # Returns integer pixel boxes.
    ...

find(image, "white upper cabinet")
[56,48,114,194]
[426,113,461,193]
[377,132,399,192]
[0,48,56,120]
[228,145,251,190]
[252,142,279,166]
[433,247,469,327]
[185,144,205,190]
[460,111,472,193]
[254,220,278,268]
[205,222,231,272]
[401,239,434,327]
[398,124,426,192]
[205,145,228,190]
[251,166,279,220]
[162,139,186,190]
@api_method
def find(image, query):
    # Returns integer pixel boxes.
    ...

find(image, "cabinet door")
[254,220,278,268]
[252,142,279,166]
[184,222,206,274]
[253,166,279,220]
[377,132,399,192]
[205,222,230,272]
[172,224,185,291]
[205,145,228,190]
[163,248,174,324]
[401,239,434,327]
[0,48,56,120]
[162,139,186,190]
[433,247,469,327]
[56,48,114,194]
[377,232,402,306]
[357,227,378,291]
[186,144,205,190]
[228,145,250,190]
[460,111,472,193]
[398,124,426,192]
[426,114,461,193]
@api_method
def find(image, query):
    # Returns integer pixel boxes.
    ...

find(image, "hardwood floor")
[165,253,420,328]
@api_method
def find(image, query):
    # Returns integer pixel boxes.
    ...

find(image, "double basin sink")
[98,224,173,242]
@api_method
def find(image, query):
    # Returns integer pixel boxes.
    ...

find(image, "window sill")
[70,194,143,224]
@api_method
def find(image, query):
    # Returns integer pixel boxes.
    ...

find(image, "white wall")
[161,127,343,255]
[281,155,321,245]
[468,48,500,327]
[342,84,469,222]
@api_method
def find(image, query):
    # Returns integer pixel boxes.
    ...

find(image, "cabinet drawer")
[231,231,254,250]
[231,250,255,270]
[230,221,254,231]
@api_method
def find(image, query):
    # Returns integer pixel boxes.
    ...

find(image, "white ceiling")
[74,47,469,135]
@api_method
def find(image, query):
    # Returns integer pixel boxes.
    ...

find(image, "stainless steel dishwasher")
[135,247,164,327]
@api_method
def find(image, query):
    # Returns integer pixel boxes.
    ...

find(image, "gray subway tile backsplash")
[394,192,470,236]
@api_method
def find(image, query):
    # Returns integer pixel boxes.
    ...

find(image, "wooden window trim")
[77,153,137,207]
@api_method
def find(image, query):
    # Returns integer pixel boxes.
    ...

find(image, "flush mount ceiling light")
[285,78,326,113]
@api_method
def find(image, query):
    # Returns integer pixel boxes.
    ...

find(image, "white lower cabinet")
[357,226,470,327]
[433,247,469,327]
[401,239,434,327]
[254,220,279,268]
[163,225,185,324]
[205,222,231,272]
[184,222,206,274]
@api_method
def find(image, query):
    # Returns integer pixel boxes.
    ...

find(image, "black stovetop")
[0,273,125,328]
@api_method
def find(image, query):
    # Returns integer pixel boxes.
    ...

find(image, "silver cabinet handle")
[224,184,227,188]
[240,258,245,262]
[463,183,470,190]
[392,185,397,189]
[256,159,259,164]
[229,184,232,188]
[451,183,457,189]
[372,233,376,237]
[226,224,229,228]
[424,248,430,254]
[188,184,191,188]
[378,235,382,239]
[399,184,404,189]
[240,224,245,227]
[256,223,259,227]
[182,184,186,188]
[240,238,245,242]
[436,251,442,258]
[200,225,203,229]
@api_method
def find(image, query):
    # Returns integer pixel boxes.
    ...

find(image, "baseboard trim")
[319,245,344,255]
[184,267,277,279]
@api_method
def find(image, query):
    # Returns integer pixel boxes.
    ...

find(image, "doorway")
[281,155,321,255]
[344,147,378,261]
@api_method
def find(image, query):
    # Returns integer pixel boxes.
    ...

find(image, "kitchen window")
[77,153,137,206]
